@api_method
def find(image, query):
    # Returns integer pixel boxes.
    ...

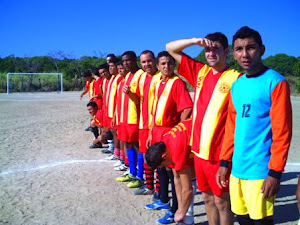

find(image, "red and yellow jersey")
[87,79,95,99]
[120,69,144,125]
[102,76,115,119]
[177,53,241,161]
[136,71,161,129]
[93,77,103,109]
[108,75,123,119]
[93,109,103,127]
[116,79,125,126]
[152,75,193,128]
[163,119,194,171]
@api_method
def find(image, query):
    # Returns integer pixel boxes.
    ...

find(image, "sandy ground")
[0,92,299,225]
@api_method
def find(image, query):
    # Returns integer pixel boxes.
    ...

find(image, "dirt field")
[0,92,299,225]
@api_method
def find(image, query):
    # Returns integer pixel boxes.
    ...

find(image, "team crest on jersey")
[131,81,137,88]
[219,82,230,93]
[197,76,205,88]
[162,90,168,97]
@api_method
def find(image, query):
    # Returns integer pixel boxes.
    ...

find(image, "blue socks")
[127,148,137,176]
[137,153,144,181]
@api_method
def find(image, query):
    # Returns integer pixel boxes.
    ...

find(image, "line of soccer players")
[80,26,295,225]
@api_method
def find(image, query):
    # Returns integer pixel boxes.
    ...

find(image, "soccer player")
[99,63,115,154]
[113,62,129,171]
[145,51,193,224]
[105,58,123,160]
[125,50,162,192]
[106,53,117,64]
[79,70,94,101]
[166,32,241,225]
[86,101,102,148]
[146,119,197,225]
[116,51,144,184]
[216,26,292,225]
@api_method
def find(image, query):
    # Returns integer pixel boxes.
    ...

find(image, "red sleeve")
[220,94,236,161]
[173,79,193,113]
[177,53,205,88]
[269,80,292,172]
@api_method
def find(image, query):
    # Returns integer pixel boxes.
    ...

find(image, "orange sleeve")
[220,94,236,161]
[269,80,292,172]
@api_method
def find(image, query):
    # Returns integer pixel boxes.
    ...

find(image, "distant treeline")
[0,49,299,93]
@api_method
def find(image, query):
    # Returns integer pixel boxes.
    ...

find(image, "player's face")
[106,56,112,64]
[157,56,175,78]
[99,68,110,79]
[233,37,265,74]
[117,65,127,76]
[87,105,97,116]
[204,41,227,68]
[108,62,118,75]
[140,53,156,75]
[122,55,136,72]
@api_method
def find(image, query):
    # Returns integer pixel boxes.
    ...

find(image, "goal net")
[6,73,63,94]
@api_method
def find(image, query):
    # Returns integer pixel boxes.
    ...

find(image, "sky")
[1,0,300,59]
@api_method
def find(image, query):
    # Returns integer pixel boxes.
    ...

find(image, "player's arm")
[122,84,140,105]
[216,94,236,188]
[181,107,192,120]
[80,88,88,100]
[166,38,214,63]
[261,80,292,198]
[173,167,193,223]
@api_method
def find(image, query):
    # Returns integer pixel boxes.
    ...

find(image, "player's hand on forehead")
[194,38,214,48]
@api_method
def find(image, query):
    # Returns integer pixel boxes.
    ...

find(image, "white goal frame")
[6,72,63,94]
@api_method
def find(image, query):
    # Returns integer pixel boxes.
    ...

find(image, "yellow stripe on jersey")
[139,71,161,129]
[108,74,121,118]
[191,67,240,159]
[89,80,95,99]
[154,76,179,126]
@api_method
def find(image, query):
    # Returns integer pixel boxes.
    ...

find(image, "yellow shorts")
[229,174,275,220]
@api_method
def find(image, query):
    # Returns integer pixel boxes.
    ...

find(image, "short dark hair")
[98,63,109,71]
[140,50,155,59]
[232,26,263,47]
[107,53,116,59]
[205,32,228,49]
[116,61,123,66]
[83,70,92,77]
[87,101,97,108]
[92,67,99,76]
[145,142,166,170]
[156,51,175,65]
[121,51,137,59]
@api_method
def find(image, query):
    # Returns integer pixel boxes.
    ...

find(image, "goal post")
[6,72,63,94]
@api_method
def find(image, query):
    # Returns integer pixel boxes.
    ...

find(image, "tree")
[263,54,297,76]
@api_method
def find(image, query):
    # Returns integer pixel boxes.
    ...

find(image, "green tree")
[263,54,297,76]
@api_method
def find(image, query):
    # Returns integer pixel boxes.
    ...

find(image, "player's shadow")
[273,172,299,224]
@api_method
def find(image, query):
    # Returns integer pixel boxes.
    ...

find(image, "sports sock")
[236,215,254,225]
[127,148,137,176]
[137,153,144,181]
[124,157,129,166]
[120,149,125,161]
[158,167,169,203]
[168,169,178,213]
[155,170,160,193]
[107,139,114,152]
[91,127,99,139]
[114,148,120,158]
[144,163,154,190]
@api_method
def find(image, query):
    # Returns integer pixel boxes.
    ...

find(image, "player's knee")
[214,195,230,211]
[202,192,214,205]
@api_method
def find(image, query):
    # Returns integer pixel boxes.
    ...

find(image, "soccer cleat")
[127,179,143,188]
[113,160,122,167]
[123,168,130,176]
[106,154,118,160]
[85,126,93,132]
[144,199,171,210]
[157,211,174,224]
[134,186,154,195]
[114,164,128,171]
[152,191,161,202]
[88,143,102,149]
[116,174,136,182]
[101,149,112,154]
